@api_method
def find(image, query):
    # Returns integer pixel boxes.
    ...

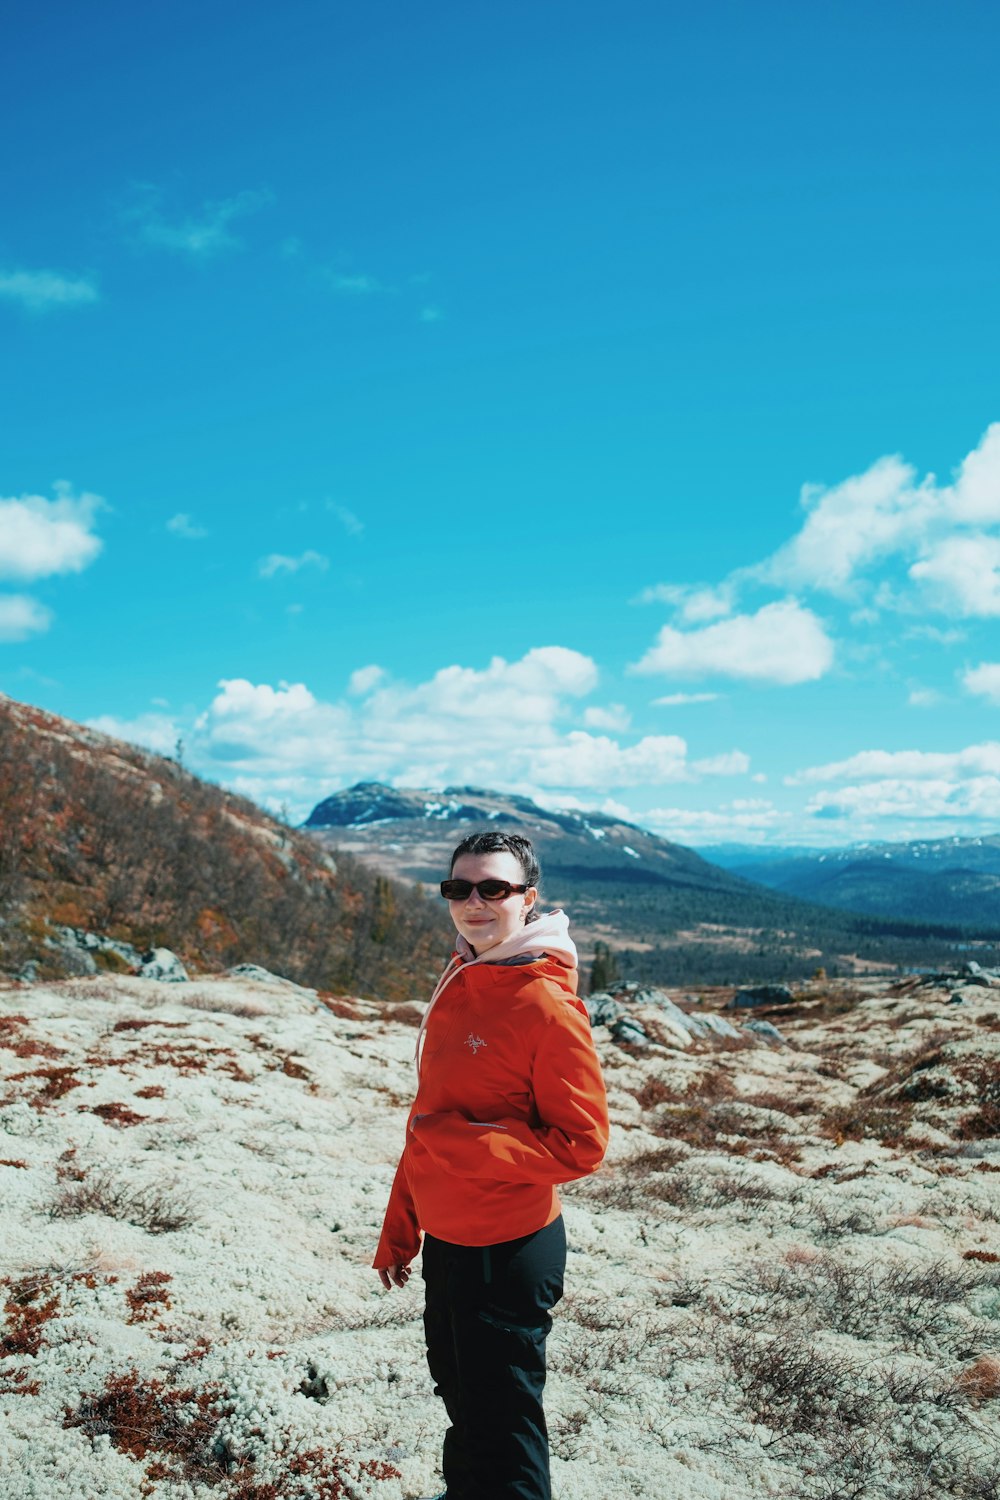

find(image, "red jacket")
[373,953,609,1267]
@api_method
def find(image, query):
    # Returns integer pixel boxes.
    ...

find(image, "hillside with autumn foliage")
[0,695,449,999]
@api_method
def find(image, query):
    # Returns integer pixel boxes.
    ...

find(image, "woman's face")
[447,851,537,955]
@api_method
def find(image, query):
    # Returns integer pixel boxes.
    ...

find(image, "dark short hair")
[449,831,541,921]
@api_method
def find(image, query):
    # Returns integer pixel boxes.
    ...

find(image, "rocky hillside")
[1,964,998,1499]
[0,696,449,1000]
[304,783,1000,985]
[710,836,1000,928]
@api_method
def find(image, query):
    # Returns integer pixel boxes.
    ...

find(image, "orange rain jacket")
[373,951,609,1268]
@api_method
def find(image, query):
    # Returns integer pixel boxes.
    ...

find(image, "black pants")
[421,1216,567,1500]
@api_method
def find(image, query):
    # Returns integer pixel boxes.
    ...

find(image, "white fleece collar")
[414,909,577,1076]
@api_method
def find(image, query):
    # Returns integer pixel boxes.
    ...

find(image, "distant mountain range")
[705,836,1000,928]
[304,783,1000,985]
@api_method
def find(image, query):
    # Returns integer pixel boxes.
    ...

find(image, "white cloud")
[907,688,941,708]
[348,664,385,696]
[126,186,273,258]
[167,512,208,539]
[527,733,689,789]
[86,712,181,757]
[258,550,329,579]
[790,742,1000,784]
[909,534,1000,617]
[805,776,1000,824]
[759,455,931,595]
[633,599,834,685]
[419,306,443,323]
[0,485,105,582]
[692,750,750,776]
[652,692,719,706]
[0,269,98,313]
[0,594,53,641]
[946,421,1000,524]
[640,799,783,841]
[963,663,1000,705]
[178,649,709,810]
[582,703,631,732]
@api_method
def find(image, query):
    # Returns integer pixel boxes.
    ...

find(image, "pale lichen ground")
[1,971,998,1500]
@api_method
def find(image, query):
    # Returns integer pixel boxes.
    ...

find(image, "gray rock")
[584,992,622,1027]
[227,963,293,985]
[50,925,142,971]
[139,947,188,982]
[744,1019,788,1046]
[698,1012,741,1039]
[727,984,795,1009]
[610,1017,649,1047]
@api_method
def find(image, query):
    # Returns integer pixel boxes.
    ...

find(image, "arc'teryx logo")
[465,1033,487,1055]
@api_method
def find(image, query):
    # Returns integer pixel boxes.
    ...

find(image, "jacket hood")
[454,908,577,971]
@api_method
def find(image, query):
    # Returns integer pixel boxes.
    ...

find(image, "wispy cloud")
[348,665,385,696]
[652,692,719,706]
[419,305,443,323]
[258,550,329,579]
[582,704,631,732]
[327,272,383,295]
[326,501,364,536]
[0,485,105,582]
[166,512,208,540]
[0,594,53,642]
[124,185,273,258]
[0,269,98,313]
[636,583,733,621]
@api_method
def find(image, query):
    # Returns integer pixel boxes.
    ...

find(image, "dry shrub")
[136,1084,166,1100]
[731,1254,985,1348]
[8,1064,84,1107]
[51,1169,195,1234]
[126,1271,173,1324]
[819,1098,914,1148]
[741,1088,814,1117]
[1,1273,60,1357]
[63,1367,228,1477]
[381,1002,424,1027]
[964,1250,1000,1263]
[90,1101,149,1127]
[317,993,367,1020]
[63,1366,402,1495]
[0,1157,28,1168]
[953,1356,1000,1405]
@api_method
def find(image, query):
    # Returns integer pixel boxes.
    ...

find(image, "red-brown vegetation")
[90,1101,149,1127]
[1,1274,60,1357]
[126,1271,173,1324]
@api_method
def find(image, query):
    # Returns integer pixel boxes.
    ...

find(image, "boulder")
[584,992,622,1027]
[727,984,795,1009]
[227,964,294,986]
[609,1017,649,1048]
[744,1019,788,1046]
[139,948,188,982]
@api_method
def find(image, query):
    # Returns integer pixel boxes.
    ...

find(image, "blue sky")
[3,0,1000,847]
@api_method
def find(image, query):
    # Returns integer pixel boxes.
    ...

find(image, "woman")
[374,830,609,1500]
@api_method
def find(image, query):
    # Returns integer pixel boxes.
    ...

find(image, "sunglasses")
[439,878,529,902]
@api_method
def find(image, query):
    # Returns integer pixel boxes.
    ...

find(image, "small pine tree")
[370,875,396,944]
[589,940,619,995]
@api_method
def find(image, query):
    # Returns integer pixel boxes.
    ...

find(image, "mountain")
[0,696,449,998]
[705,836,1000,927]
[304,783,1000,985]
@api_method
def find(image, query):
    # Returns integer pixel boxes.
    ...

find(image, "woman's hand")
[377,1262,412,1290]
